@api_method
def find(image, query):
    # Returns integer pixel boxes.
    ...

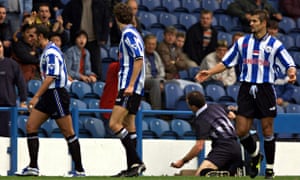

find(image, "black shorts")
[206,138,242,174]
[237,82,277,119]
[115,89,142,115]
[35,88,70,119]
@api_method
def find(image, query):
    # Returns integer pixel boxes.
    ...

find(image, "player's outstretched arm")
[195,63,227,83]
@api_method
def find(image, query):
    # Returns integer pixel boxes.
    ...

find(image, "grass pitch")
[2,176,300,180]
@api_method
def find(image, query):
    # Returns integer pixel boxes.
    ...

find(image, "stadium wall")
[0,138,299,176]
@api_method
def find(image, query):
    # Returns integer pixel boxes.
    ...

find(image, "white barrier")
[0,137,299,176]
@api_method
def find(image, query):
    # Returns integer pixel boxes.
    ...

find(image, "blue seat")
[27,79,42,97]
[174,99,192,119]
[108,46,119,61]
[158,12,178,28]
[139,100,152,110]
[205,84,226,102]
[181,0,201,13]
[285,103,300,113]
[184,83,205,95]
[217,31,232,46]
[164,81,184,109]
[84,117,105,138]
[292,86,300,104]
[290,51,300,68]
[178,13,198,31]
[170,119,195,139]
[295,35,300,50]
[142,120,155,138]
[41,119,59,137]
[70,81,93,99]
[140,0,163,11]
[70,98,88,110]
[226,84,240,102]
[161,0,182,12]
[138,11,160,30]
[100,47,109,59]
[17,115,28,137]
[276,105,285,114]
[215,14,234,32]
[91,81,105,98]
[187,66,201,80]
[278,35,295,50]
[274,113,300,140]
[178,70,189,80]
[201,0,220,12]
[278,16,296,34]
[220,0,234,10]
[149,118,176,139]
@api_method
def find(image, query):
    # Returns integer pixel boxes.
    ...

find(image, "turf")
[2,176,300,180]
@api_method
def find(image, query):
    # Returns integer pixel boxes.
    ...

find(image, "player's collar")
[195,104,208,117]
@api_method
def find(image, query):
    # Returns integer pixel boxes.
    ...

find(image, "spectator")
[144,34,165,110]
[11,23,40,82]
[0,40,27,137]
[65,30,97,84]
[49,32,62,50]
[0,0,32,34]
[267,20,280,37]
[200,40,236,87]
[32,0,65,20]
[62,0,110,80]
[171,91,242,176]
[175,31,198,68]
[156,26,189,80]
[274,75,295,107]
[0,4,12,57]
[279,0,300,20]
[227,0,282,33]
[183,9,218,66]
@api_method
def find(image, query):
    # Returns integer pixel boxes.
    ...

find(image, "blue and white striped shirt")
[40,42,68,89]
[223,34,296,84]
[118,25,145,95]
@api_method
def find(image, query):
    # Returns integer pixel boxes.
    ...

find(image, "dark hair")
[268,20,278,29]
[251,9,270,23]
[113,2,133,25]
[34,24,50,39]
[21,23,36,33]
[164,26,177,35]
[186,91,206,108]
[176,31,185,38]
[74,30,88,41]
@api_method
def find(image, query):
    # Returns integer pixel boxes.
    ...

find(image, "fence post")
[136,109,143,160]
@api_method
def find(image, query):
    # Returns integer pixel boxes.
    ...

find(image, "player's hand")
[195,70,210,83]
[288,73,296,84]
[124,86,134,96]
[28,96,39,112]
[171,160,184,168]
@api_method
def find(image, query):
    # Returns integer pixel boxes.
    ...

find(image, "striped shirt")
[194,104,237,140]
[118,24,145,95]
[40,42,68,89]
[222,33,295,83]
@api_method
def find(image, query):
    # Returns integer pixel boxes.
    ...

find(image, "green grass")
[2,176,300,180]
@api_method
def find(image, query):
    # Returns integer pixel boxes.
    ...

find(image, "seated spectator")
[227,0,282,33]
[183,9,218,66]
[279,0,300,20]
[175,31,198,68]
[11,23,40,82]
[200,40,236,87]
[65,30,97,83]
[0,5,13,57]
[274,75,295,107]
[156,26,189,80]
[144,34,165,110]
[267,20,280,38]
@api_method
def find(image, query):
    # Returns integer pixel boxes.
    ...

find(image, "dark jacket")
[62,0,110,44]
[183,22,218,66]
[11,38,40,82]
[279,0,300,20]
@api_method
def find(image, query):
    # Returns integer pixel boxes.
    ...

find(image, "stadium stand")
[170,119,195,139]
